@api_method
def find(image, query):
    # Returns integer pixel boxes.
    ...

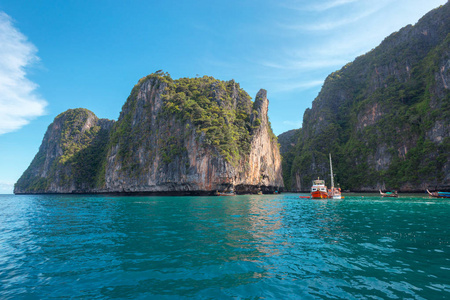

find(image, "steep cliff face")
[15,73,283,194]
[278,129,301,189]
[102,73,283,193]
[283,3,450,192]
[14,109,114,193]
[277,129,300,155]
[241,90,283,193]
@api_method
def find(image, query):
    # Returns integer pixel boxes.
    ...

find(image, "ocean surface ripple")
[0,194,449,299]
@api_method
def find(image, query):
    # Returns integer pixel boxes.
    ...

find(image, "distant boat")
[216,190,236,196]
[327,153,342,199]
[426,189,450,198]
[311,178,328,199]
[379,190,398,197]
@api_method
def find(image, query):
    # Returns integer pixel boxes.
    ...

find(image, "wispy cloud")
[307,0,360,11]
[279,0,389,32]
[0,12,47,135]
[299,8,381,31]
[280,0,359,12]
[260,57,348,71]
[274,80,324,93]
[283,120,302,127]
[258,0,415,82]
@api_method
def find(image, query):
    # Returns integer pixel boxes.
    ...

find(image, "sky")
[0,0,447,193]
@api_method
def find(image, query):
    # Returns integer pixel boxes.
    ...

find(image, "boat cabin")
[311,179,327,192]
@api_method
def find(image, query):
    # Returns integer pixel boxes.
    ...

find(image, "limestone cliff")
[282,3,450,192]
[14,109,114,193]
[14,73,283,194]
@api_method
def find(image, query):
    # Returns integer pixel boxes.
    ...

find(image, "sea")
[0,193,449,299]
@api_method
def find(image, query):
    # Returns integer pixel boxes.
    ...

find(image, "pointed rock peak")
[250,89,270,128]
[255,89,267,102]
[253,89,269,116]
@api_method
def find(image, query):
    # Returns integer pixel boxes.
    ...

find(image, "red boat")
[311,178,328,199]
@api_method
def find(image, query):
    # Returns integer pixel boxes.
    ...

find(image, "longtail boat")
[427,189,450,198]
[379,190,398,197]
[216,190,236,196]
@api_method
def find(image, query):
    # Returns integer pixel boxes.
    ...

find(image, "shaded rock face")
[277,129,300,155]
[14,109,114,193]
[282,3,450,192]
[15,74,283,194]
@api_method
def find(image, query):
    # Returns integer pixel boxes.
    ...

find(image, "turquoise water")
[0,193,449,299]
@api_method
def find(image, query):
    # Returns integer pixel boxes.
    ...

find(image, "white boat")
[328,153,342,199]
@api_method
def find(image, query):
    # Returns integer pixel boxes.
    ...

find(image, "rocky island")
[14,73,284,195]
[281,2,450,192]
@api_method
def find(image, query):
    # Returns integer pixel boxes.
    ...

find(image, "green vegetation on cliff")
[58,109,101,163]
[15,109,112,192]
[110,71,269,172]
[282,3,450,191]
[161,74,255,164]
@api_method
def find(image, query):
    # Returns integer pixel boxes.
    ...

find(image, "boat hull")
[436,193,450,198]
[328,188,342,199]
[311,190,328,199]
[381,194,398,197]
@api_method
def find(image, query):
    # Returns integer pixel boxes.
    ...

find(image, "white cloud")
[0,12,47,135]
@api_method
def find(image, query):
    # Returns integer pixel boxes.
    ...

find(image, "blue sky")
[0,0,446,193]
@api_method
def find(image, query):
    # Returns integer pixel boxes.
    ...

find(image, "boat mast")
[329,153,334,190]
